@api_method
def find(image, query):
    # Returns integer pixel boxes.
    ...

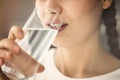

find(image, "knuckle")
[0,39,15,50]
[3,52,12,60]
[0,38,9,46]
[0,50,9,58]
[1,39,12,46]
[0,39,21,54]
[10,25,21,35]
[11,25,24,39]
[11,25,20,30]
[12,25,22,31]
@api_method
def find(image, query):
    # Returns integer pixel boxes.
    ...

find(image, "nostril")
[51,12,57,14]
[45,7,61,15]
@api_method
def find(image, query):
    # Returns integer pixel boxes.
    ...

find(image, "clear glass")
[2,8,62,80]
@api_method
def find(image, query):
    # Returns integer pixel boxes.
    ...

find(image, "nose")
[45,0,62,15]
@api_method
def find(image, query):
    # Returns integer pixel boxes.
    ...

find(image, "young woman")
[0,0,120,80]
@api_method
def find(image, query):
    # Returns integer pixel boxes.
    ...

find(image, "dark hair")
[102,0,120,59]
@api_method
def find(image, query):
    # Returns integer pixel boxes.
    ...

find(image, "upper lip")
[44,15,68,29]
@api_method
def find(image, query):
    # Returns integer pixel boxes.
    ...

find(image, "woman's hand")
[0,25,44,72]
[0,25,23,66]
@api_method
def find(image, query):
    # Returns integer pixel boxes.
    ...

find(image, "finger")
[37,64,45,73]
[0,49,12,60]
[0,59,4,66]
[0,39,21,54]
[8,25,24,40]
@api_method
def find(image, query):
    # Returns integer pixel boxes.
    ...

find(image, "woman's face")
[35,0,111,47]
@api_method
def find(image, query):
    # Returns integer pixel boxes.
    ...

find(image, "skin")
[36,0,120,78]
[0,0,119,78]
[36,0,102,48]
[0,26,44,72]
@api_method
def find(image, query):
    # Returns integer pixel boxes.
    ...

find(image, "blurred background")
[0,1,35,79]
[0,0,35,39]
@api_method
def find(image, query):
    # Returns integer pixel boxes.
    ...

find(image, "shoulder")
[106,68,120,80]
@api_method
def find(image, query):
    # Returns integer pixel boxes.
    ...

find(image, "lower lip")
[58,25,67,32]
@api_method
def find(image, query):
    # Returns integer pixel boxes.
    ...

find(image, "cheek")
[35,0,45,19]
[52,27,85,47]
[66,0,102,21]
[52,26,98,48]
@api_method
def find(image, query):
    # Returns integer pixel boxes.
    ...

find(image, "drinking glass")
[1,8,62,80]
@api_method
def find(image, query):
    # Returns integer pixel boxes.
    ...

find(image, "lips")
[45,15,67,32]
[47,23,68,32]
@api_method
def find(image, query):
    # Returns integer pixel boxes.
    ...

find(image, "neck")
[54,31,117,78]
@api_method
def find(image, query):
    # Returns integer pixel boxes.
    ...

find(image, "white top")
[28,49,120,80]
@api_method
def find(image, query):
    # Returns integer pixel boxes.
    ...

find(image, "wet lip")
[47,23,68,32]
[58,24,67,32]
